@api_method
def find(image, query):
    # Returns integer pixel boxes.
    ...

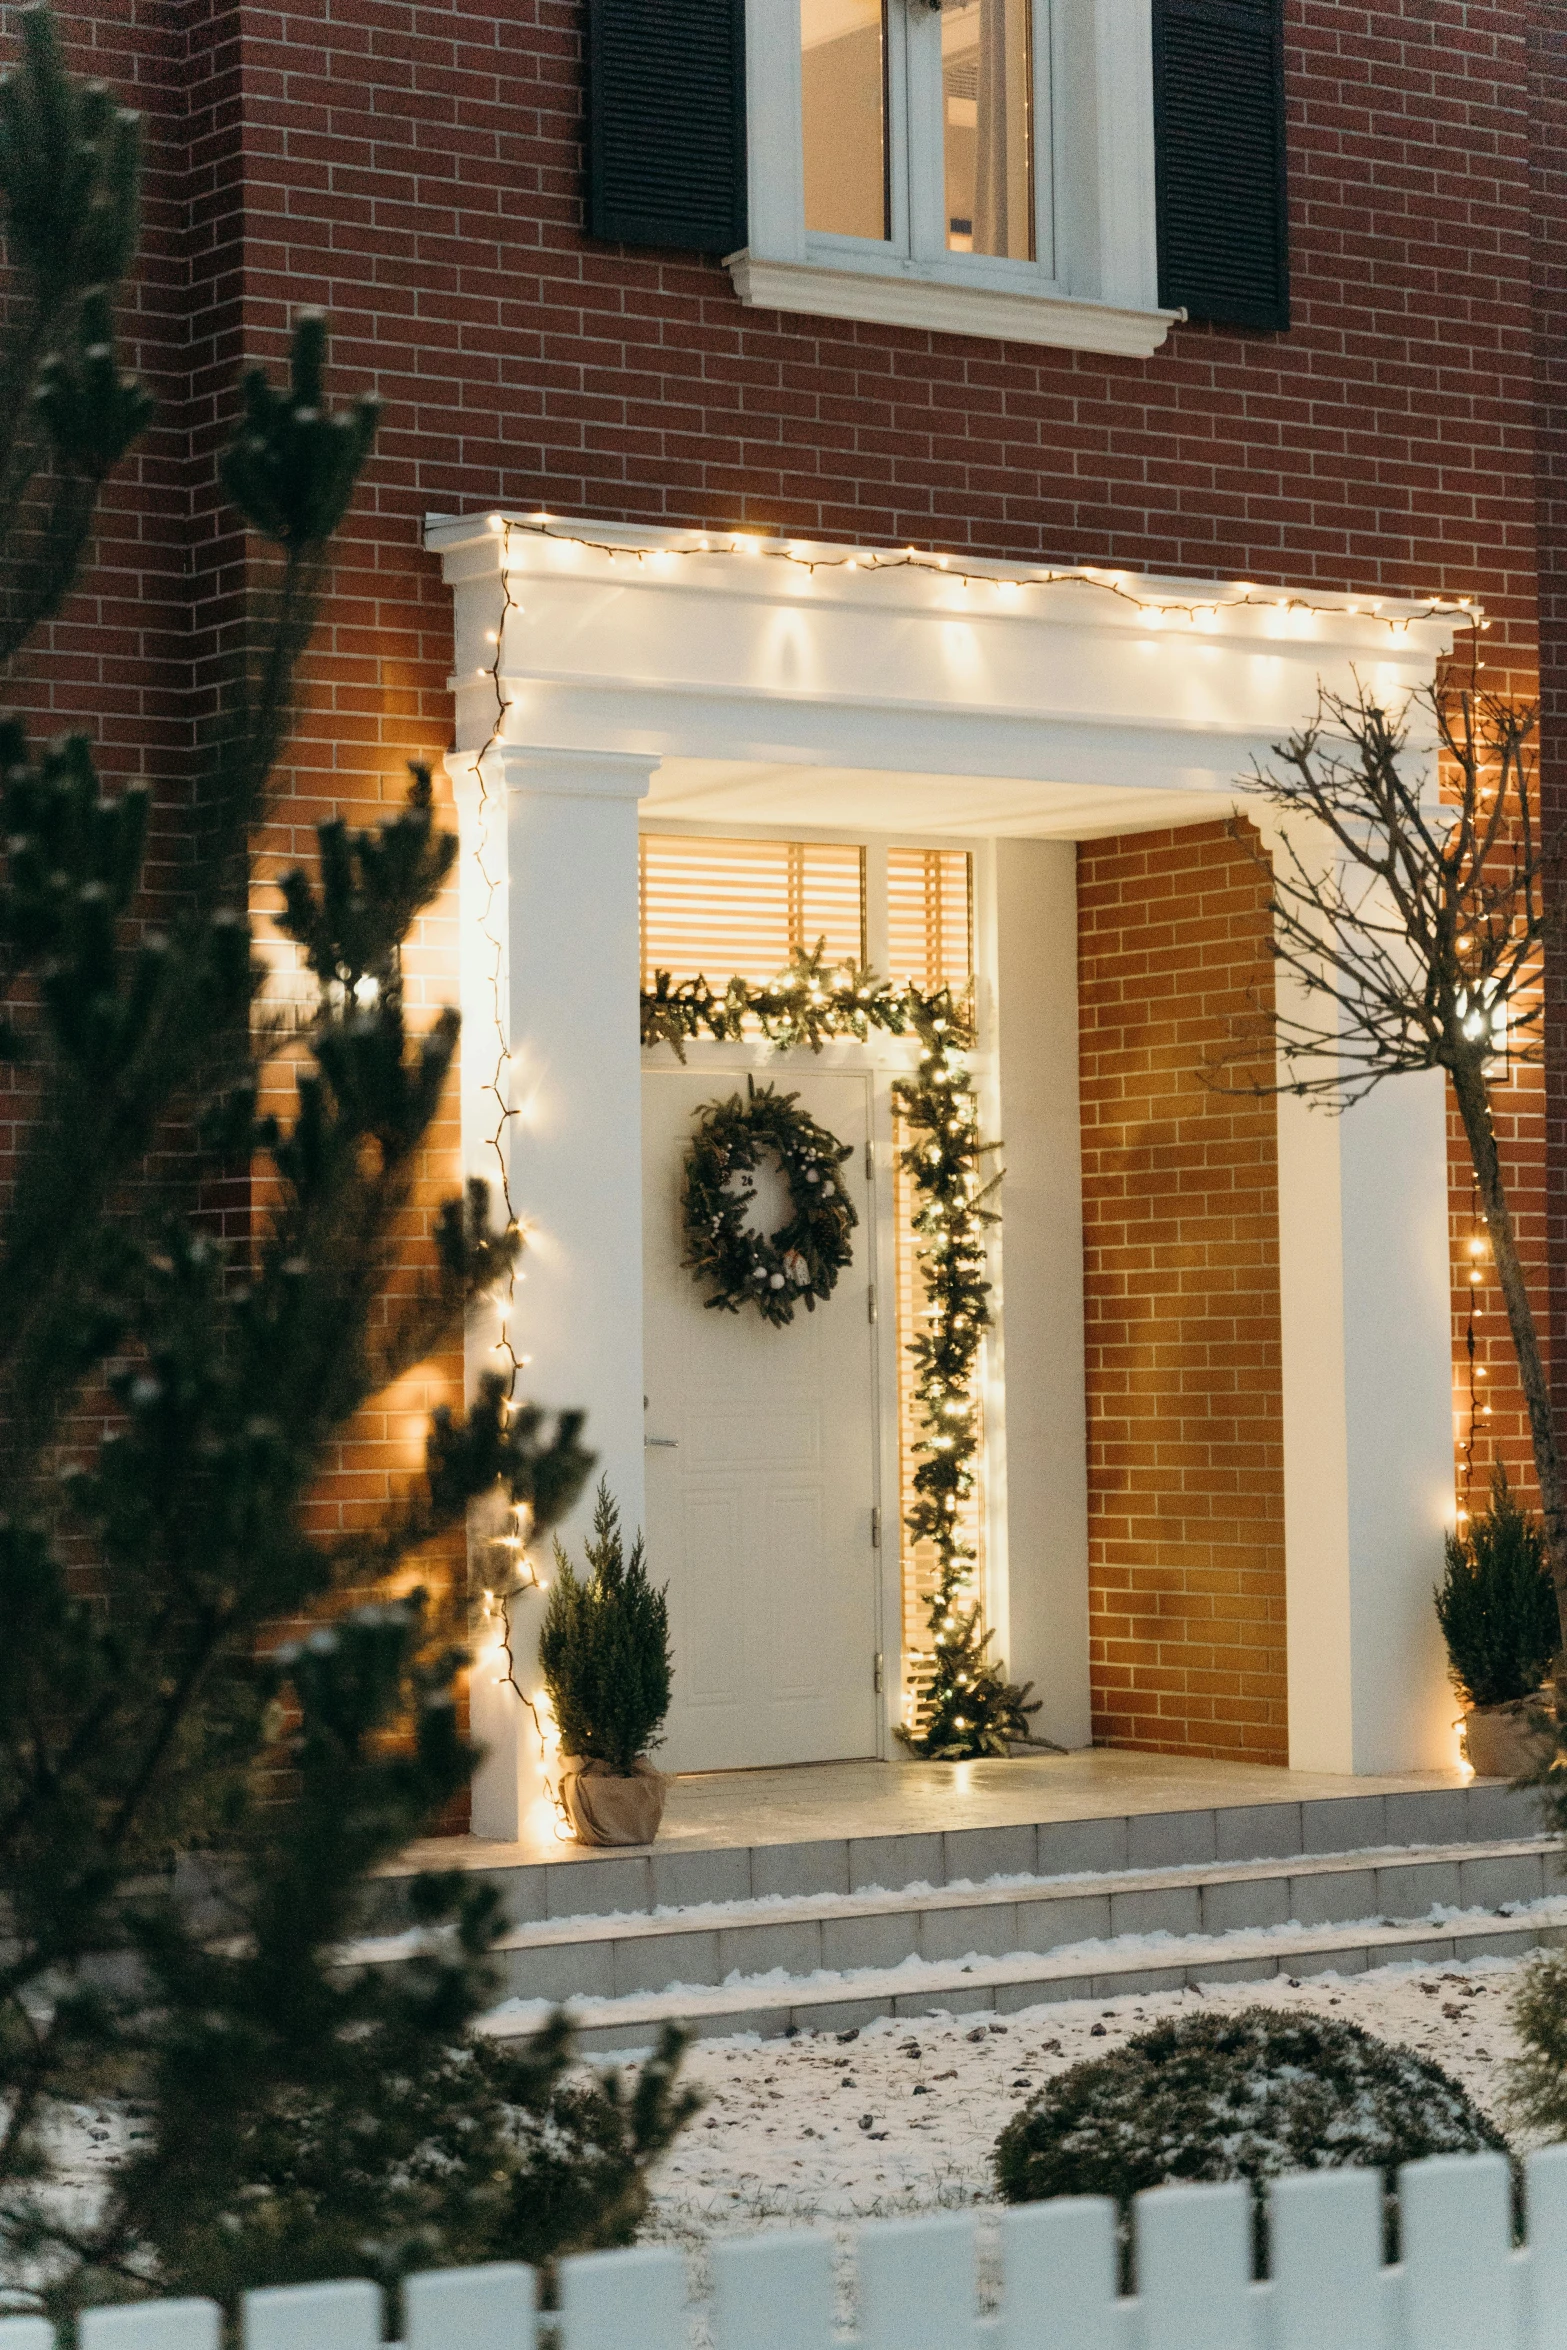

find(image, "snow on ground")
[644,1958,1529,2242]
[21,1958,1544,2259]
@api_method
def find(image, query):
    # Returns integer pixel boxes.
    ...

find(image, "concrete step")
[474,1891,1567,2055]
[367,1777,1545,1933]
[347,1832,1560,2017]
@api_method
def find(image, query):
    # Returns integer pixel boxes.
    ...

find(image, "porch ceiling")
[640,754,1233,839]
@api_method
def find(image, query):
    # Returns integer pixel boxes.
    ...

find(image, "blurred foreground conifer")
[0,8,693,2317]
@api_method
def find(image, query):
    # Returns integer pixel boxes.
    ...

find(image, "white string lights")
[464,523,569,1826]
[1458,1190,1490,1525]
[482,509,1486,644]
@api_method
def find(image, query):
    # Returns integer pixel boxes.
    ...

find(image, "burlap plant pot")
[1461,1692,1555,1782]
[559,1756,668,1847]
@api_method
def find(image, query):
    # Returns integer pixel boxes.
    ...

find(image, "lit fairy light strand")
[486,510,1487,642]
[471,518,526,1404]
[468,522,568,1826]
[1461,1187,1487,1515]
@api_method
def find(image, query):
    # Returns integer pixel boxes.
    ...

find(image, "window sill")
[726,253,1180,357]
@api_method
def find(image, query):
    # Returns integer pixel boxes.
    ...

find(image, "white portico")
[428,514,1461,1841]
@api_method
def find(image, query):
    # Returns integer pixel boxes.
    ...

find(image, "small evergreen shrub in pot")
[994,2008,1506,2274]
[540,1481,674,1846]
[1435,1465,1558,1777]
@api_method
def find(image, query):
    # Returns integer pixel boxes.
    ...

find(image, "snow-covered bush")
[994,2008,1506,2270]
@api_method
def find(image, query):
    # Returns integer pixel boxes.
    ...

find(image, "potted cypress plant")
[1435,1464,1559,1778]
[540,1481,674,1845]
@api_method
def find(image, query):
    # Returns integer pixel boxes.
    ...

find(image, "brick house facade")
[16,0,1564,1816]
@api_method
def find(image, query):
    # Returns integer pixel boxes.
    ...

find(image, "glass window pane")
[886,847,973,990]
[802,0,889,241]
[640,834,866,991]
[942,0,1034,259]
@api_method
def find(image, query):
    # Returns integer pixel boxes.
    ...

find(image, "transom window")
[639,833,865,989]
[638,832,972,1000]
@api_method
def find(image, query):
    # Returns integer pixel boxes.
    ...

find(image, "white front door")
[641,1065,882,1773]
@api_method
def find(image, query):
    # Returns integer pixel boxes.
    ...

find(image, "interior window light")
[941,0,1033,260]
[801,0,890,242]
[639,834,866,991]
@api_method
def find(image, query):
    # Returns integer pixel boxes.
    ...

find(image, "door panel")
[642,1066,880,1773]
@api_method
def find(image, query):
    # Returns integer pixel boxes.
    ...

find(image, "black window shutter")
[585,0,748,256]
[1153,0,1289,332]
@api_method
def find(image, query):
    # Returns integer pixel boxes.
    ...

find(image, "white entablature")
[427,514,1462,838]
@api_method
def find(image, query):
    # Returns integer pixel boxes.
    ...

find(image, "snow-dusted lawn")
[25,1959,1547,2265]
[647,1958,1530,2242]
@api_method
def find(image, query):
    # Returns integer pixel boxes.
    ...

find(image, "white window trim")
[733,0,1179,357]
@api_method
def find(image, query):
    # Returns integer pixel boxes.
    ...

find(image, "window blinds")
[639,835,866,990]
[886,847,973,992]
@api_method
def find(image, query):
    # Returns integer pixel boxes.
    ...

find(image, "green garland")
[643,944,1037,1759]
[682,1077,858,1326]
[893,995,1038,1758]
[643,951,910,1057]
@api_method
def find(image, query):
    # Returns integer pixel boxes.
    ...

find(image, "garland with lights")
[893,991,1039,1759]
[644,943,1037,1758]
[682,1077,858,1326]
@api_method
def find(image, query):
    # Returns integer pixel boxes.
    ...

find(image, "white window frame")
[732,0,1178,358]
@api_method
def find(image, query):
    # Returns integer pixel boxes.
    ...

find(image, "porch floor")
[404,1748,1476,1874]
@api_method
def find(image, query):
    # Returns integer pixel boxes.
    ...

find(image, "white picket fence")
[9,2148,1567,2349]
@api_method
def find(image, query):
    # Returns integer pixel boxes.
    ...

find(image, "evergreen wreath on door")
[681,1076,858,1326]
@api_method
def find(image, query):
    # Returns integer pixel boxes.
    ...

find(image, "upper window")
[583,0,1289,353]
[638,832,975,1005]
[734,0,1171,353]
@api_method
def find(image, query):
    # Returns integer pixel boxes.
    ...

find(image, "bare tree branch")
[1216,679,1567,1630]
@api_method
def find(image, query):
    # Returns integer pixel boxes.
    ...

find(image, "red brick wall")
[10,0,1558,1767]
[1078,822,1288,1762]
[1528,9,1567,1535]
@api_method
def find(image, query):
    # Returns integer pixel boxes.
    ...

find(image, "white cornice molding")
[446,745,656,804]
[425,513,1466,819]
[725,252,1179,356]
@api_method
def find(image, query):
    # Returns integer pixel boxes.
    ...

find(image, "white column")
[1266,829,1457,1774]
[990,839,1093,1747]
[453,743,655,1840]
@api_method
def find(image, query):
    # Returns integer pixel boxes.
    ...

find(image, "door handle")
[644,1436,679,1449]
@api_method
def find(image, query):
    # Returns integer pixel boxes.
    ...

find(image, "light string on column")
[643,944,1037,1760]
[481,509,1486,644]
[1457,1183,1496,1530]
[465,521,568,1817]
